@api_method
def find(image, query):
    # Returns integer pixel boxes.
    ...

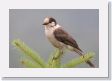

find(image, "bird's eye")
[49,21,52,23]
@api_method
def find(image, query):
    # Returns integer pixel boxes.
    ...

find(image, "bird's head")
[43,17,57,27]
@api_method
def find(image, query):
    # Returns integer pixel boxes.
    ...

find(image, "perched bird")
[43,17,95,67]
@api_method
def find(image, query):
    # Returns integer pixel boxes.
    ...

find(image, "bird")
[42,17,95,68]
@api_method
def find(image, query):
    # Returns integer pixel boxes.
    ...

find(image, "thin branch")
[48,49,63,68]
[61,52,95,68]
[21,58,42,68]
[12,39,46,67]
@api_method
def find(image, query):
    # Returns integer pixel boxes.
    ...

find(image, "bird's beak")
[42,22,48,25]
[42,23,46,25]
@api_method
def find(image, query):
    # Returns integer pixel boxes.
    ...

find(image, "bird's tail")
[73,48,95,68]
[86,60,95,67]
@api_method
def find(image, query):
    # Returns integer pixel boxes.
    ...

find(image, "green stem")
[12,39,46,67]
[21,59,42,68]
[48,49,63,68]
[61,52,94,68]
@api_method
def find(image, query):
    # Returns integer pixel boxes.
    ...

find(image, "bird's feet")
[82,55,85,58]
[52,56,58,60]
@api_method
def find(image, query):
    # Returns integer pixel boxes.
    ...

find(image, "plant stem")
[12,39,46,67]
[61,52,94,68]
[21,59,42,68]
[48,49,63,68]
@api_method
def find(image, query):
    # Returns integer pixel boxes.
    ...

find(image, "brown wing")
[54,27,82,52]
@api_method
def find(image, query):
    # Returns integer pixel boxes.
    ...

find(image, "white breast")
[45,25,65,49]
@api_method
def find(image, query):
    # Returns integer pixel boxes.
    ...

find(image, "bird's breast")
[45,27,64,48]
